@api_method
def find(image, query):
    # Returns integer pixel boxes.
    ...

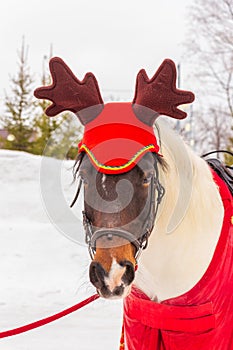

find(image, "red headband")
[34,57,195,174]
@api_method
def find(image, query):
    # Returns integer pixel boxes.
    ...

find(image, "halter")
[81,159,165,260]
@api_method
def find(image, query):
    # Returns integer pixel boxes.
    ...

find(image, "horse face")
[79,153,156,298]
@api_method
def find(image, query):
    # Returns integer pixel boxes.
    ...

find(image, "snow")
[0,150,123,350]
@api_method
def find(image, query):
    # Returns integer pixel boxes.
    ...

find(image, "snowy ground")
[0,150,123,350]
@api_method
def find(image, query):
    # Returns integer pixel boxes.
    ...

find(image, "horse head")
[34,57,194,299]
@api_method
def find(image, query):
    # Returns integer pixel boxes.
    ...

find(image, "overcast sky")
[0,0,193,105]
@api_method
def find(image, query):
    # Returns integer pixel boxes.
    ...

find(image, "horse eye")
[142,173,153,185]
[80,173,88,185]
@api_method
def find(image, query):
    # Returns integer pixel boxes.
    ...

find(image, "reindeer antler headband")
[34,57,195,174]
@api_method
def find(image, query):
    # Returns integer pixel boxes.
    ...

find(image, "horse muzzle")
[89,259,135,299]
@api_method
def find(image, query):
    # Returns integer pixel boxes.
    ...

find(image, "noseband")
[72,159,165,261]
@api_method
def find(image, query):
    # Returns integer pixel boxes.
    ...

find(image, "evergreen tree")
[0,38,35,151]
[32,55,82,159]
[38,112,82,160]
[31,98,64,156]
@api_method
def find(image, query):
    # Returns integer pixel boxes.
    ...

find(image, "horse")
[34,57,233,350]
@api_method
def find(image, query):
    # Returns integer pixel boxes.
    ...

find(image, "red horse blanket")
[120,171,233,350]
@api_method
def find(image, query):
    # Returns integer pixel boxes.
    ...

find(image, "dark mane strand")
[153,153,168,172]
[73,152,85,181]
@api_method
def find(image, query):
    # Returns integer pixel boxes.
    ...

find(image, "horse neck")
[157,144,223,234]
[135,126,224,301]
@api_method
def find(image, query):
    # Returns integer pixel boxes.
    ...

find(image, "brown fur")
[94,237,136,273]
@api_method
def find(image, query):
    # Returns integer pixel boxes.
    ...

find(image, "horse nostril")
[113,284,124,296]
[89,261,106,288]
[120,260,135,285]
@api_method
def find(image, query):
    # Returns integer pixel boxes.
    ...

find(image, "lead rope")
[0,294,99,339]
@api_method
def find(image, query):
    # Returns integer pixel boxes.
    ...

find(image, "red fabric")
[78,103,159,174]
[121,171,233,350]
[34,58,195,171]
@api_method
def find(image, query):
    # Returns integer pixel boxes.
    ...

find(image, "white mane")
[135,119,224,301]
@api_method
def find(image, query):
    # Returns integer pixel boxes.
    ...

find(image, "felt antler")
[133,59,195,126]
[34,57,103,125]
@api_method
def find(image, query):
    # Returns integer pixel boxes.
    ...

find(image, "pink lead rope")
[0,294,100,339]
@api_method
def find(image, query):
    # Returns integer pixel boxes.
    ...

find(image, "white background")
[0,0,193,102]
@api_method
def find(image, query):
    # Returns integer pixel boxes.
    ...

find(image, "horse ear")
[132,59,195,126]
[34,57,104,125]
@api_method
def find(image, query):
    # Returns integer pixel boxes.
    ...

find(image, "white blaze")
[104,258,133,298]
